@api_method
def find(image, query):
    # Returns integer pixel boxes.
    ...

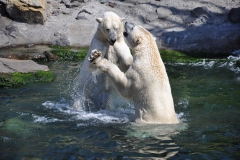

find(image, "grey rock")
[190,7,212,19]
[76,12,87,20]
[0,0,7,5]
[0,58,49,73]
[43,51,59,61]
[25,43,35,48]
[76,9,91,20]
[52,34,70,47]
[65,1,81,8]
[145,12,158,22]
[74,0,90,2]
[156,7,172,19]
[0,30,9,45]
[100,0,108,4]
[229,8,240,23]
[6,25,17,38]
[108,2,117,8]
[52,10,62,16]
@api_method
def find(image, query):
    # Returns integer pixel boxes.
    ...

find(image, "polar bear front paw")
[88,49,102,63]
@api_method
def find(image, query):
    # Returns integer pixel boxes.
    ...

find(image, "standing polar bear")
[73,12,133,111]
[89,22,179,124]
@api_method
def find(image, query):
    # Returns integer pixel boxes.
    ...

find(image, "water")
[0,59,240,159]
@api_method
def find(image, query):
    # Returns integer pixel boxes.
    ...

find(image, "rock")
[0,58,49,73]
[6,0,47,24]
[52,10,62,16]
[0,30,9,45]
[229,8,240,23]
[52,34,70,47]
[25,43,35,48]
[190,7,212,19]
[74,0,90,2]
[76,12,87,20]
[0,1,8,17]
[156,7,172,19]
[100,0,108,4]
[65,1,81,8]
[0,0,7,5]
[43,51,59,61]
[6,25,17,38]
[76,9,91,20]
[145,12,158,22]
[108,2,117,8]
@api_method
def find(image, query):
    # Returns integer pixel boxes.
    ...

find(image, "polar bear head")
[123,22,156,49]
[96,12,124,46]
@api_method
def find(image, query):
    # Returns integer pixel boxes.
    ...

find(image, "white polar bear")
[88,22,179,124]
[73,12,133,111]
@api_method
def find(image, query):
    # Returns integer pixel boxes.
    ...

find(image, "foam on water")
[166,56,240,73]
[39,99,135,125]
[32,114,63,124]
[38,98,186,126]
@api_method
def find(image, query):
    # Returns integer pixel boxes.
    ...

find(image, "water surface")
[0,59,240,159]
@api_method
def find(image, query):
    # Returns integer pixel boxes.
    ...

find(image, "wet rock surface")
[0,0,239,55]
[0,58,49,73]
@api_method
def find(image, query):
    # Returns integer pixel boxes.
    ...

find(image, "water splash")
[40,99,134,125]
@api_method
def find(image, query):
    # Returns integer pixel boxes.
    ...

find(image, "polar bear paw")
[88,49,102,63]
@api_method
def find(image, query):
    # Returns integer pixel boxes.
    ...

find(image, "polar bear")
[73,12,133,111]
[88,22,179,124]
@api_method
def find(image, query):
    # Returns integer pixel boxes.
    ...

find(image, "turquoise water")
[0,58,240,159]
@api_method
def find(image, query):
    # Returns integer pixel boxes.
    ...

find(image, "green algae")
[0,70,55,88]
[50,46,88,61]
[160,49,213,63]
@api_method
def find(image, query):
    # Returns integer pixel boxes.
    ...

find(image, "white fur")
[89,25,179,124]
[73,12,133,110]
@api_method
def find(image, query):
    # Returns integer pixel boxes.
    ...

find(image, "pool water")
[0,59,240,159]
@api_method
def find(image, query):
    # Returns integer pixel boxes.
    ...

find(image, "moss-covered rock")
[0,70,55,88]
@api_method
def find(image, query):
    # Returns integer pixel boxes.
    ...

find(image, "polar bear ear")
[96,18,103,23]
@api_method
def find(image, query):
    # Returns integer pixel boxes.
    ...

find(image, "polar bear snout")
[124,22,135,34]
[110,39,116,46]
[109,31,117,46]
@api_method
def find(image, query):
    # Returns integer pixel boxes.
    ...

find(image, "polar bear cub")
[73,12,133,111]
[89,22,179,124]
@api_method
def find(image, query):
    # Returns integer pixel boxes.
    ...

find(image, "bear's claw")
[88,50,102,63]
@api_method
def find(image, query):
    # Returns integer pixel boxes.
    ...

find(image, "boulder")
[0,58,49,73]
[145,12,158,22]
[229,8,240,23]
[190,7,212,19]
[156,7,172,19]
[6,0,47,24]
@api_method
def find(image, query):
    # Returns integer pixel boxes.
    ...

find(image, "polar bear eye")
[106,28,110,32]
